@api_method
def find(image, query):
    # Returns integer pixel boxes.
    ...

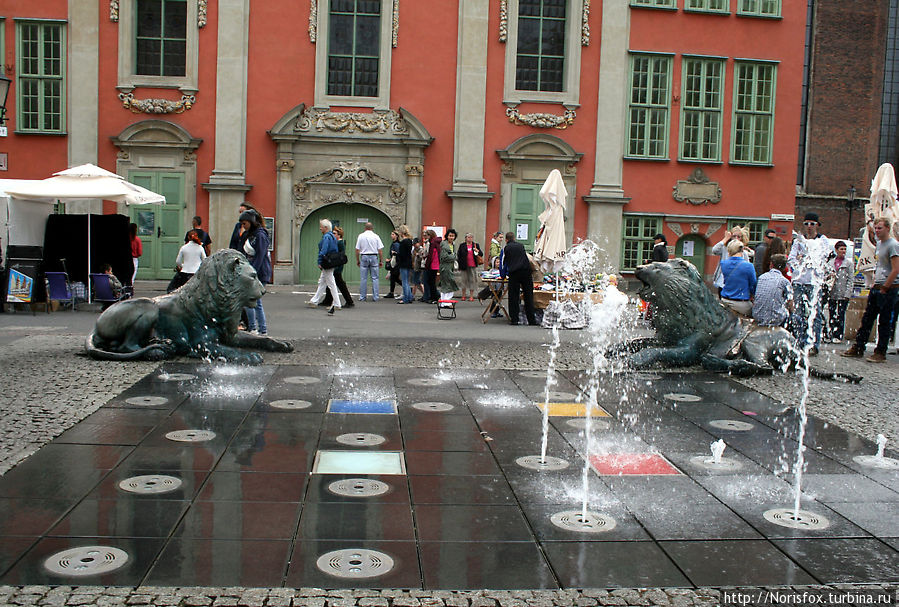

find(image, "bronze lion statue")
[86,249,293,364]
[614,258,860,382]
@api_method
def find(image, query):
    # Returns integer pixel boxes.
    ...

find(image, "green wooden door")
[510,184,540,252]
[129,171,185,279]
[298,204,395,284]
[676,234,706,276]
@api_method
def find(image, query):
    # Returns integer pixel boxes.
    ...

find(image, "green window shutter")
[731,61,777,165]
[621,216,660,271]
[328,0,381,97]
[515,0,567,93]
[16,20,66,133]
[511,184,540,252]
[680,57,724,162]
[627,54,671,159]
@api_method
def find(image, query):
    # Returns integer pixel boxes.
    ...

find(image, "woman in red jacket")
[456,233,482,301]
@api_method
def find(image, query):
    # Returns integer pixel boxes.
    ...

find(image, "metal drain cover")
[44,546,129,577]
[664,393,701,402]
[689,455,743,471]
[316,548,395,578]
[157,372,196,382]
[124,395,169,407]
[269,399,313,410]
[165,429,216,442]
[763,508,830,530]
[283,376,321,385]
[336,433,386,446]
[709,419,755,432]
[550,510,617,533]
[327,478,391,498]
[118,475,183,495]
[852,455,899,470]
[407,377,442,386]
[565,418,610,431]
[411,401,455,412]
[520,371,551,379]
[515,455,570,471]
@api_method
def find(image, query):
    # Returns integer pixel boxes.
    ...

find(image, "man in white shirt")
[355,222,384,302]
[788,212,828,355]
[167,229,207,293]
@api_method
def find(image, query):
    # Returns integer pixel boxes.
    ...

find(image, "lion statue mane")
[616,258,860,382]
[86,249,293,364]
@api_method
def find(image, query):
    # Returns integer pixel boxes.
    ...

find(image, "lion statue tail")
[84,331,173,361]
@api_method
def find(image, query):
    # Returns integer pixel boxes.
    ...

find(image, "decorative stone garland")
[506,106,576,129]
[118,92,196,115]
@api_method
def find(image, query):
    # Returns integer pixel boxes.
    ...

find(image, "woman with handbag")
[320,225,354,309]
[438,228,459,300]
[457,232,482,301]
[395,225,415,303]
[386,230,401,298]
[238,212,272,333]
[308,218,342,315]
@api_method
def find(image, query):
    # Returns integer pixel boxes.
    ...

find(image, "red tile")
[588,453,681,476]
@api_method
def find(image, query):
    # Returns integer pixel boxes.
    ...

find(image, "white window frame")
[503,0,584,107]
[117,0,200,93]
[314,0,394,110]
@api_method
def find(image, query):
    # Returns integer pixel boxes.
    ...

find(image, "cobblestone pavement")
[0,309,897,605]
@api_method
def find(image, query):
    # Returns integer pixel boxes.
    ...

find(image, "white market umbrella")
[858,163,899,283]
[533,169,569,273]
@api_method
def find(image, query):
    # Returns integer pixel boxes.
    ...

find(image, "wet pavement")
[1,363,897,590]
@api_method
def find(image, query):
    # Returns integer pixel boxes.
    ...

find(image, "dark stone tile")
[197,471,307,502]
[604,475,720,506]
[173,501,301,539]
[144,538,290,586]
[696,474,808,506]
[661,539,817,586]
[398,411,480,433]
[541,541,691,588]
[404,431,490,452]
[0,465,110,499]
[406,452,502,476]
[317,428,403,451]
[0,537,36,577]
[118,444,225,471]
[6,444,131,474]
[800,474,899,503]
[298,502,414,540]
[216,420,319,473]
[728,500,872,540]
[254,395,329,414]
[1,536,165,585]
[626,501,762,540]
[414,505,532,542]
[286,540,421,589]
[304,475,410,504]
[664,450,770,478]
[52,423,156,446]
[141,410,248,447]
[773,538,899,583]
[0,499,77,536]
[47,499,188,538]
[522,503,649,541]
[823,502,899,537]
[394,388,465,408]
[507,470,619,506]
[105,392,188,410]
[86,468,209,502]
[81,408,170,426]
[882,537,899,551]
[410,476,516,505]
[321,414,400,434]
[420,541,557,589]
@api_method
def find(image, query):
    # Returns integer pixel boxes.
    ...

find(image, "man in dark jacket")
[500,232,537,326]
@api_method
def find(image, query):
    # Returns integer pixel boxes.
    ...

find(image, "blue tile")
[328,400,397,415]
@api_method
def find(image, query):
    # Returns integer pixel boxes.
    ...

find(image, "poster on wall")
[423,225,446,238]
[6,269,34,303]
[516,223,529,240]
[682,241,694,257]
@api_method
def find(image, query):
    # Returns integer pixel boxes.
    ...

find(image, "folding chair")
[44,271,76,312]
[90,273,125,309]
[437,298,458,320]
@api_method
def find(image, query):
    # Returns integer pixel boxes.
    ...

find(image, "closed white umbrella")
[858,163,899,283]
[533,169,568,273]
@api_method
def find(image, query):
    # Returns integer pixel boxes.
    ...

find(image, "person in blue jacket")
[719,239,757,317]
[308,218,342,314]
[238,210,272,334]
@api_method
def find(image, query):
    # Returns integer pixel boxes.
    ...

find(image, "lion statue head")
[635,258,735,345]
[170,249,264,337]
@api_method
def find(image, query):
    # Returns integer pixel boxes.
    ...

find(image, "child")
[100,263,123,298]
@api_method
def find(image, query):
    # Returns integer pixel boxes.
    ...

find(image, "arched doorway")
[299,204,396,285]
[676,234,706,276]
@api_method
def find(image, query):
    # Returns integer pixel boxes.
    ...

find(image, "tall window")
[328,0,381,98]
[738,0,781,17]
[732,61,777,165]
[680,57,724,162]
[685,0,728,13]
[16,21,65,133]
[515,0,566,92]
[136,0,187,76]
[622,216,661,271]
[728,219,767,246]
[627,54,671,159]
[630,0,676,8]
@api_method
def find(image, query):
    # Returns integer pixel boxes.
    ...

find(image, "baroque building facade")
[1,0,804,283]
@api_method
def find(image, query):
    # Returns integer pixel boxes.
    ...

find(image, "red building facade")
[0,0,804,283]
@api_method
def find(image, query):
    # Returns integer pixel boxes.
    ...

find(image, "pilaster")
[67,0,101,214]
[583,194,630,271]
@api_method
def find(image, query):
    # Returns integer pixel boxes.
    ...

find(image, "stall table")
[533,290,604,310]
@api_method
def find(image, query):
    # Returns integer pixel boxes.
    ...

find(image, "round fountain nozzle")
[550,510,617,533]
[763,507,830,530]
[515,455,570,471]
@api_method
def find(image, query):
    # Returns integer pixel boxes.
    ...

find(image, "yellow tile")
[535,402,611,417]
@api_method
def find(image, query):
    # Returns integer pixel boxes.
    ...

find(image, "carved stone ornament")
[293,161,407,206]
[506,106,576,129]
[198,0,207,27]
[582,0,590,45]
[672,168,722,206]
[705,222,725,238]
[295,107,409,135]
[110,0,119,22]
[392,0,399,47]
[119,92,196,114]
[308,0,317,43]
[668,223,684,238]
[277,159,296,172]
[499,0,508,42]
[405,164,423,176]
